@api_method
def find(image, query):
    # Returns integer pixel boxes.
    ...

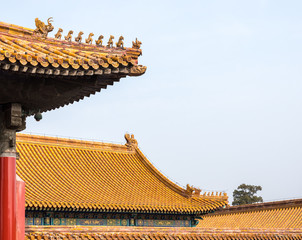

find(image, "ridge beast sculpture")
[185,184,202,197]
[65,30,73,41]
[125,133,138,149]
[75,31,84,43]
[95,35,104,46]
[116,36,124,48]
[129,65,147,76]
[132,38,142,49]
[55,28,63,39]
[85,33,94,44]
[186,184,194,195]
[107,35,114,48]
[33,17,54,38]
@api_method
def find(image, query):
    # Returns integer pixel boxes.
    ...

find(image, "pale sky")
[3,0,302,203]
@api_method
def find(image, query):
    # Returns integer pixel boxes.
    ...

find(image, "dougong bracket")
[4,103,23,130]
[0,103,25,154]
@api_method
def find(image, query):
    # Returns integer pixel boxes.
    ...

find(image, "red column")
[0,153,16,240]
[16,175,25,240]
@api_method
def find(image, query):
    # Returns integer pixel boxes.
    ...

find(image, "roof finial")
[186,184,194,196]
[186,185,202,197]
[33,17,54,38]
[125,133,138,149]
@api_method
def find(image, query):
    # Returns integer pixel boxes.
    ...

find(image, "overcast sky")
[3,0,302,203]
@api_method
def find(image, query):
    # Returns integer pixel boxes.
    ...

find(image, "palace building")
[0,17,301,240]
[16,133,228,228]
[18,133,302,240]
[198,198,302,229]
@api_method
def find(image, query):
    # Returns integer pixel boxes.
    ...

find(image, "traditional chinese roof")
[25,226,302,240]
[198,198,302,229]
[16,133,228,214]
[0,20,146,113]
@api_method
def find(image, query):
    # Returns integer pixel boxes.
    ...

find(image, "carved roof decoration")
[25,226,302,240]
[0,19,146,113]
[0,20,145,74]
[198,198,302,229]
[16,133,228,214]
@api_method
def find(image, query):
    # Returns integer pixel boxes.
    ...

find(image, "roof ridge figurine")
[85,33,94,44]
[54,28,63,39]
[107,35,114,48]
[33,17,54,38]
[31,18,142,50]
[64,30,73,41]
[125,133,138,149]
[132,38,142,49]
[116,36,124,48]
[75,31,84,43]
[95,35,104,46]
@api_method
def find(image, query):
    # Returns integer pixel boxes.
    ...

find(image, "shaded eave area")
[25,226,302,240]
[0,69,126,113]
[0,21,146,113]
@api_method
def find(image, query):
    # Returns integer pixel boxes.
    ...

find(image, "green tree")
[232,184,263,206]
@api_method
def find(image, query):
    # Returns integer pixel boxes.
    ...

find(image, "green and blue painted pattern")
[25,211,194,227]
[26,217,191,227]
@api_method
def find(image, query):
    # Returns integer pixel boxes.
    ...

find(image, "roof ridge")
[133,146,189,198]
[0,21,33,38]
[127,133,228,202]
[0,20,143,54]
[16,133,131,153]
[205,198,302,216]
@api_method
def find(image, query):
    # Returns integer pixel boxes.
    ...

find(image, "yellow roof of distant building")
[198,198,302,229]
[16,133,228,214]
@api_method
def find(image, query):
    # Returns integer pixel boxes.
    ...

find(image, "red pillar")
[16,174,25,240]
[0,153,16,240]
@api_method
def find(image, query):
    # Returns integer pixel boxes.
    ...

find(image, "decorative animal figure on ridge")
[107,35,114,48]
[95,35,104,46]
[186,184,194,195]
[55,28,63,39]
[132,38,142,49]
[116,36,124,48]
[75,31,84,43]
[193,188,202,196]
[85,33,94,44]
[124,133,138,149]
[65,31,73,41]
[33,17,54,38]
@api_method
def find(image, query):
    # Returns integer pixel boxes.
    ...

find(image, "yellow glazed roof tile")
[198,199,302,229]
[16,133,228,214]
[24,226,302,240]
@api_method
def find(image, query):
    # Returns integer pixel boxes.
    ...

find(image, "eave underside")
[0,66,127,113]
